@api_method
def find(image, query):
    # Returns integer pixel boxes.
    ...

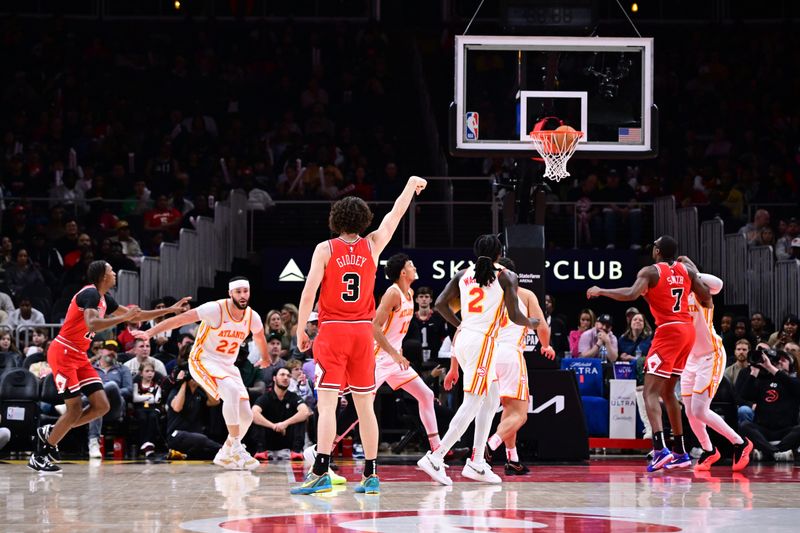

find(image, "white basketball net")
[530,131,584,182]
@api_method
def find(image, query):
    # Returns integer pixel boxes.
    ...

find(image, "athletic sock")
[429,435,441,452]
[506,447,519,462]
[488,433,503,451]
[653,431,666,451]
[313,453,330,476]
[672,434,686,455]
[364,459,377,477]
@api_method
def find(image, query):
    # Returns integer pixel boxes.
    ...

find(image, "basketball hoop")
[530,129,584,182]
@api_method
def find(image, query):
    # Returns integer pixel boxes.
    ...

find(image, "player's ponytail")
[473,234,502,287]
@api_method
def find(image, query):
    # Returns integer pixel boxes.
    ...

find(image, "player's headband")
[229,279,250,291]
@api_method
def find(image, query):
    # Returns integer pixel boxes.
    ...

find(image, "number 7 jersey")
[644,261,693,327]
[318,237,376,323]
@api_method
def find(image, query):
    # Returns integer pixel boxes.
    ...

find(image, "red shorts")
[313,321,376,394]
[47,340,103,398]
[645,322,696,378]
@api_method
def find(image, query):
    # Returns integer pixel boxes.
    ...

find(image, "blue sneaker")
[353,475,380,495]
[290,472,332,495]
[352,443,365,460]
[664,452,692,470]
[647,448,674,472]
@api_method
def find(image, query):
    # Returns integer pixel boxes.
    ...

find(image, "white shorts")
[453,328,498,396]
[189,354,249,401]
[375,352,419,390]
[680,346,726,398]
[495,343,529,402]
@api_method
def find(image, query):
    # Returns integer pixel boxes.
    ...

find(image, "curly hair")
[328,196,373,235]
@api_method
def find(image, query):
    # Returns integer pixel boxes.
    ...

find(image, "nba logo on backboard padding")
[465,112,479,141]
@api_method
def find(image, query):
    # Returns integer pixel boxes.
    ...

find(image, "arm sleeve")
[696,273,723,295]
[196,301,223,328]
[250,310,264,334]
[104,294,120,315]
[76,288,102,310]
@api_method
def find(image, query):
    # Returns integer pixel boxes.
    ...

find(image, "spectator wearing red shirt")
[144,194,183,240]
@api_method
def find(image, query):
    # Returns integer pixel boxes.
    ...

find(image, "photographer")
[738,347,800,461]
[166,367,222,459]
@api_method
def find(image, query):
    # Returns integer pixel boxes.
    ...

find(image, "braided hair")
[473,234,502,287]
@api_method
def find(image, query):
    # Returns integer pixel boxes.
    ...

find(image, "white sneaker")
[88,438,102,459]
[752,449,764,462]
[303,444,317,465]
[417,451,452,486]
[214,444,232,468]
[774,450,794,462]
[226,443,259,470]
[461,458,502,484]
[54,404,67,415]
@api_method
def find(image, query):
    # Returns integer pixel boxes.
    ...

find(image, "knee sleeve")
[217,379,241,426]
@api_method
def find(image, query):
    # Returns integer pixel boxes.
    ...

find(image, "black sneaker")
[36,425,61,463]
[27,453,62,475]
[444,447,470,464]
[504,461,530,475]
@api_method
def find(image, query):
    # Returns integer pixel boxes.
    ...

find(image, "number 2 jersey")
[643,261,693,327]
[318,237,376,323]
[458,264,506,338]
[55,285,119,354]
[190,299,264,361]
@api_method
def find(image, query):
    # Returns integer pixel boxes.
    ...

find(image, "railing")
[748,246,775,320]
[15,324,64,350]
[775,261,800,323]
[700,218,725,277]
[653,196,677,239]
[676,207,699,265]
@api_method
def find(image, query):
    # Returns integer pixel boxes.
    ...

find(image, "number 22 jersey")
[318,237,376,323]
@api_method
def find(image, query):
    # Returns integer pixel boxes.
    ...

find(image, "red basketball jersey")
[317,237,376,323]
[55,285,115,353]
[644,262,693,327]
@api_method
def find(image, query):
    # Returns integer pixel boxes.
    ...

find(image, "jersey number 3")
[670,288,684,312]
[341,273,361,302]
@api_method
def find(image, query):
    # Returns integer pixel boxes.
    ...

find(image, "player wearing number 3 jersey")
[291,176,427,496]
[136,276,269,471]
[588,235,712,472]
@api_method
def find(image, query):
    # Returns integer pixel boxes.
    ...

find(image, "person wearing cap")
[136,276,268,470]
[739,348,800,461]
[260,332,287,384]
[775,217,799,261]
[110,220,144,266]
[577,314,619,362]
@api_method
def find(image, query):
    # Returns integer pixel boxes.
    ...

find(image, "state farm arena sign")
[262,248,637,293]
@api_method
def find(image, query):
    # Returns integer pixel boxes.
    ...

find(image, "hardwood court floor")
[2,458,800,532]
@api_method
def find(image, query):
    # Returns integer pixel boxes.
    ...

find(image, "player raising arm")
[291,175,426,496]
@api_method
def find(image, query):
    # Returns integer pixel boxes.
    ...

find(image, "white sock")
[471,382,500,464]
[488,434,503,451]
[506,447,519,462]
[431,392,484,461]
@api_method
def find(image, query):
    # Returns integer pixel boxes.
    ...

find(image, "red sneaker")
[290,451,304,461]
[694,448,721,471]
[254,451,270,463]
[732,438,753,472]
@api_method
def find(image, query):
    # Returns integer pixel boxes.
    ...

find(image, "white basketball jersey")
[688,293,722,357]
[497,295,527,348]
[458,264,505,337]
[191,299,259,360]
[375,285,414,356]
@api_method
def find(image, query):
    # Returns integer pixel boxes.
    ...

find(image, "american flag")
[618,127,642,143]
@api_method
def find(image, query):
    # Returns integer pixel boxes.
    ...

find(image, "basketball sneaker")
[36,425,61,463]
[732,438,753,471]
[417,451,452,486]
[27,453,62,475]
[290,472,332,495]
[773,449,794,462]
[694,448,721,471]
[647,448,674,472]
[664,453,692,470]
[504,461,530,475]
[227,443,259,470]
[353,475,380,495]
[462,459,502,484]
[303,444,317,465]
